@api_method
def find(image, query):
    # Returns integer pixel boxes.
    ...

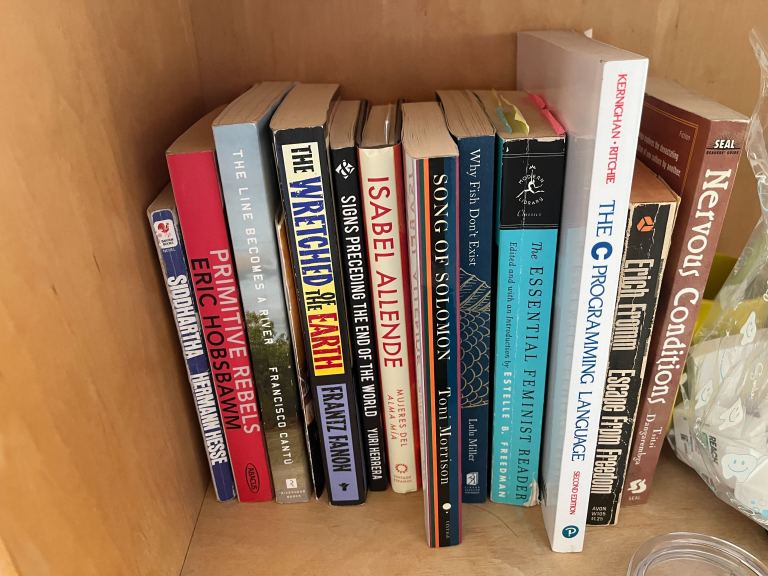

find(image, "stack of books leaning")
[147,30,748,553]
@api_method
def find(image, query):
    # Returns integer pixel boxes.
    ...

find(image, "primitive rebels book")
[330,101,388,491]
[437,90,494,503]
[358,103,421,493]
[147,186,236,502]
[623,78,748,506]
[402,102,462,547]
[167,107,273,502]
[271,84,367,504]
[213,82,313,503]
[517,31,648,552]
[587,161,678,525]
[475,90,566,506]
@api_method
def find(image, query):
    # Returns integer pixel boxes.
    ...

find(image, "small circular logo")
[245,463,261,493]
[395,463,408,473]
[562,525,579,539]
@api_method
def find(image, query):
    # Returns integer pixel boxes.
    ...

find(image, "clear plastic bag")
[668,29,768,528]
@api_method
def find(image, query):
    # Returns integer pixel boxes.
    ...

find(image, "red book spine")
[168,149,273,502]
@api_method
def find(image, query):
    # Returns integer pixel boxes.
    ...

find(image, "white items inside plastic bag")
[668,29,768,528]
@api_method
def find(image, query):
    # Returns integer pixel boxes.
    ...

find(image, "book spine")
[148,206,236,502]
[331,145,388,491]
[587,200,675,524]
[457,136,494,503]
[490,136,565,506]
[624,118,745,505]
[168,149,273,502]
[214,121,312,503]
[406,155,462,547]
[359,145,421,494]
[273,128,367,504]
[543,59,647,552]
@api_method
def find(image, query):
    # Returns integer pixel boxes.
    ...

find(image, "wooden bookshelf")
[181,450,768,575]
[5,1,768,574]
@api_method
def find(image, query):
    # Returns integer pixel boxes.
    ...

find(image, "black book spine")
[272,126,367,504]
[588,200,675,524]
[331,145,389,491]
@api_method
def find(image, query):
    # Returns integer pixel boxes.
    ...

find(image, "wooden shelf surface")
[181,450,768,575]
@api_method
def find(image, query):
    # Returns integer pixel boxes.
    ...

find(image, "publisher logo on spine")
[245,463,261,493]
[335,159,355,180]
[516,164,545,206]
[562,525,579,539]
[627,478,647,494]
[153,219,178,248]
[636,215,654,232]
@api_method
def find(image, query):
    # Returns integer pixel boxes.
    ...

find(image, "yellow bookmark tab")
[492,89,529,137]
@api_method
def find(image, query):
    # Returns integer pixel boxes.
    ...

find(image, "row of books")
[147,30,747,553]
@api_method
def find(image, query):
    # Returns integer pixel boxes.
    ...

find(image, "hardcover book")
[474,90,566,507]
[517,30,648,552]
[167,108,273,502]
[147,185,236,502]
[213,81,313,503]
[358,103,421,494]
[329,100,388,491]
[437,89,494,503]
[623,78,748,506]
[402,101,462,547]
[270,84,367,505]
[276,211,326,498]
[587,160,678,525]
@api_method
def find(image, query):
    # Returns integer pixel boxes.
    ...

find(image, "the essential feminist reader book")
[475,90,566,507]
[213,82,314,504]
[167,108,273,502]
[276,212,326,498]
[402,102,462,547]
[147,186,236,502]
[517,30,648,552]
[437,90,494,503]
[270,84,367,505]
[587,161,678,525]
[623,78,748,506]
[329,100,388,491]
[358,103,421,494]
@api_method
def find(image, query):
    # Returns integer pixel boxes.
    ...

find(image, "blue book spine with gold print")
[457,136,494,503]
[490,134,566,505]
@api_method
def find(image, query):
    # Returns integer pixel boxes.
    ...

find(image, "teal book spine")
[490,134,566,505]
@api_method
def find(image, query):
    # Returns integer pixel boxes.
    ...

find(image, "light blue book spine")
[490,135,566,505]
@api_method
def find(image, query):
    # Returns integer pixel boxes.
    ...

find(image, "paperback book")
[276,212,326,498]
[167,107,273,502]
[330,100,388,491]
[270,84,367,504]
[475,89,566,507]
[358,102,421,494]
[403,101,462,547]
[147,185,236,502]
[213,81,313,503]
[587,160,678,525]
[517,30,648,551]
[623,78,748,506]
[437,89,494,503]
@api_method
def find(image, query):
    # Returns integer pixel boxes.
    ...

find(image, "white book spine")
[541,59,648,552]
[359,147,420,493]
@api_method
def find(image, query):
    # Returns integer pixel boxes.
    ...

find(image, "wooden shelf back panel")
[189,0,768,258]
